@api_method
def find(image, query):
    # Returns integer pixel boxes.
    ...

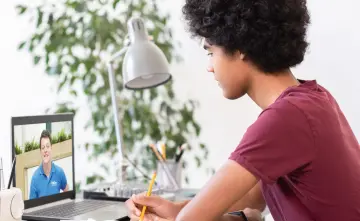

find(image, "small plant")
[57,129,68,143]
[24,139,39,152]
[86,174,104,185]
[51,129,71,144]
[51,134,59,144]
[15,142,22,155]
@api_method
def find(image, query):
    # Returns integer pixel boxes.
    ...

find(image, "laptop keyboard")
[26,200,117,219]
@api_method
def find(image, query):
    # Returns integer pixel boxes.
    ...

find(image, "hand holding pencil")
[139,172,157,221]
[124,143,188,220]
[126,172,182,221]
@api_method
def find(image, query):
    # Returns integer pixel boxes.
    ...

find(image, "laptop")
[11,113,129,221]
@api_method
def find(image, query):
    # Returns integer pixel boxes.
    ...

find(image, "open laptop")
[11,113,129,221]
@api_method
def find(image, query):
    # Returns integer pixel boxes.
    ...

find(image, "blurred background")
[1,0,359,220]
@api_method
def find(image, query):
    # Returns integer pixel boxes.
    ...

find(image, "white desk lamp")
[107,17,179,189]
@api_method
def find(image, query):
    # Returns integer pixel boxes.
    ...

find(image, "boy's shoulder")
[263,80,334,120]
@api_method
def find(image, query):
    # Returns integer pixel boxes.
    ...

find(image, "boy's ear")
[240,53,246,60]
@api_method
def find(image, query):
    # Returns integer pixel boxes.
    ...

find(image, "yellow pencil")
[139,172,157,221]
[149,144,164,162]
[161,143,166,159]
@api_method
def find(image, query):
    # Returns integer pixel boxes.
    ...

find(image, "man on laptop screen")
[13,114,128,221]
[29,129,69,199]
[14,120,73,201]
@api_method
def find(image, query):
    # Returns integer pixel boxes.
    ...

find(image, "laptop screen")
[12,114,75,208]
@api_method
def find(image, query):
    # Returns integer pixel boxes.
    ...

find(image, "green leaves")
[86,174,104,185]
[52,102,78,114]
[16,5,27,14]
[18,41,26,50]
[34,56,41,65]
[36,8,43,28]
[16,0,212,187]
[195,155,201,168]
[15,143,23,155]
[24,139,39,152]
[65,0,87,12]
[51,129,72,144]
[112,0,120,9]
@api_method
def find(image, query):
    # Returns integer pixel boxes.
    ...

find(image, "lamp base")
[115,160,129,185]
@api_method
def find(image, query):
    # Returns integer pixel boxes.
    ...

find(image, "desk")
[22,189,270,221]
[22,189,199,221]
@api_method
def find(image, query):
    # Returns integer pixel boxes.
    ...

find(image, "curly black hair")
[182,0,310,73]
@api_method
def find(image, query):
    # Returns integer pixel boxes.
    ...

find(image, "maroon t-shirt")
[229,80,360,221]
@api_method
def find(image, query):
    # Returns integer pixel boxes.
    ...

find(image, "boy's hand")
[125,193,183,221]
[243,208,263,221]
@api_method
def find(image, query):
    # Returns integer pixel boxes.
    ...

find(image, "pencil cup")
[156,160,182,191]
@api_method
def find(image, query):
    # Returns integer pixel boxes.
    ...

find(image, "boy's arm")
[175,160,258,221]
[177,182,265,213]
[227,182,266,212]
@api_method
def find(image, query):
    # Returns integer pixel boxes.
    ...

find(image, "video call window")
[14,121,73,201]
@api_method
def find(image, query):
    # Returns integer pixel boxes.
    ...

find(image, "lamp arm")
[107,47,129,183]
[108,47,129,63]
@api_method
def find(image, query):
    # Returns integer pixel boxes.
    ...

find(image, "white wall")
[14,124,41,148]
[52,121,72,137]
[1,1,360,220]
[14,124,45,149]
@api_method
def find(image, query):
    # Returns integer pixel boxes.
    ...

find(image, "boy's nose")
[207,66,214,73]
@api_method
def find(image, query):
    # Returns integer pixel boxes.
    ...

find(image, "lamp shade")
[122,17,172,89]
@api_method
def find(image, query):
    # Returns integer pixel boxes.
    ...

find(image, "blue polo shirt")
[29,162,67,199]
